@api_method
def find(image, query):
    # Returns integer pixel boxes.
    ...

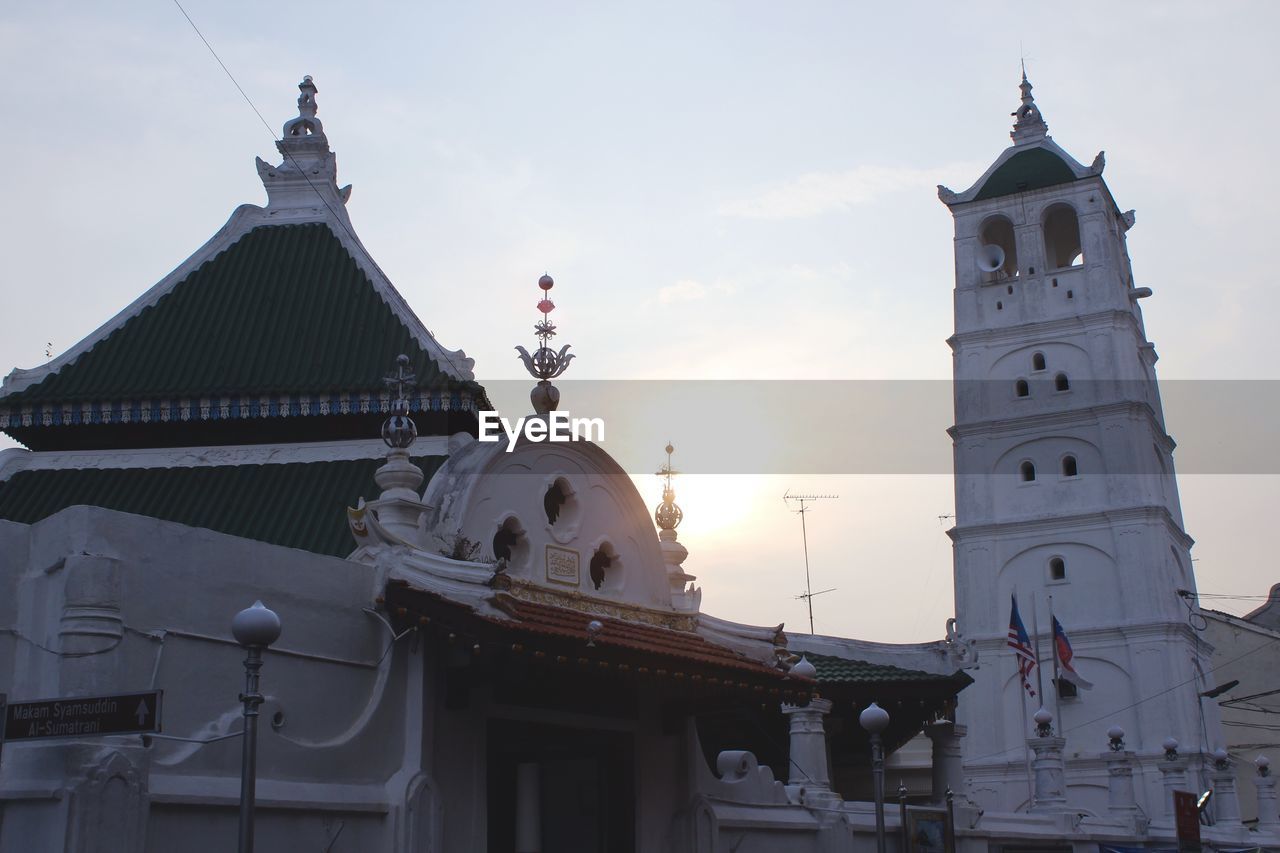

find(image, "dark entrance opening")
[487,720,635,853]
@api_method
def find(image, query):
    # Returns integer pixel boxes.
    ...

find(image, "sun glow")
[634,473,773,541]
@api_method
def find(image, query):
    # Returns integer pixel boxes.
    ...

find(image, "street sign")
[1173,789,1202,852]
[2,691,162,742]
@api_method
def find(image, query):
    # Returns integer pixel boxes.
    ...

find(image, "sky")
[2,1,1278,641]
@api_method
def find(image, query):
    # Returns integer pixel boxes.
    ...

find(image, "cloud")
[657,278,737,305]
[717,163,980,220]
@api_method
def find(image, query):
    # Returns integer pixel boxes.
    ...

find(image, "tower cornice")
[948,399,1175,449]
[947,310,1148,352]
[947,504,1194,550]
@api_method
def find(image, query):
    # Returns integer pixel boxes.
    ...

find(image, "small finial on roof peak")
[297,75,317,119]
[1010,66,1048,144]
[282,74,325,142]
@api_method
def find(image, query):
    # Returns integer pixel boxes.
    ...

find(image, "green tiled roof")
[3,223,482,406]
[803,652,973,687]
[0,457,445,557]
[973,147,1077,201]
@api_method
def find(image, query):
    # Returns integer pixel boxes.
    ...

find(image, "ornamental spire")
[281,75,326,145]
[256,75,351,212]
[347,354,426,546]
[654,443,684,532]
[515,273,575,415]
[381,354,418,450]
[1010,65,1048,144]
[654,442,699,611]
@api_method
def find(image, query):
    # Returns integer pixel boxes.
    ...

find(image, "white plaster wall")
[950,179,1141,335]
[0,507,429,852]
[1204,612,1280,825]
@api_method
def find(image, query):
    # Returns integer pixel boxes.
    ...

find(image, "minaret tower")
[938,73,1222,814]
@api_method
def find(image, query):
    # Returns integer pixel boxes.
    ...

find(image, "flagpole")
[1029,593,1047,707]
[1018,677,1034,808]
[1048,593,1062,727]
[1013,587,1034,808]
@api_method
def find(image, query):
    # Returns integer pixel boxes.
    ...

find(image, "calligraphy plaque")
[545,545,580,586]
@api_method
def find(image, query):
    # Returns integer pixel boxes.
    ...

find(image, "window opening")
[1044,204,1084,269]
[979,216,1019,280]
[1020,461,1036,482]
[544,481,569,525]
[590,546,614,590]
[493,518,523,565]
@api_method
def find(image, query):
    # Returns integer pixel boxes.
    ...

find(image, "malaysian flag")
[1053,615,1094,690]
[1008,594,1037,697]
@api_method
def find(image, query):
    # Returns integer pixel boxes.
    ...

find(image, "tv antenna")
[783,491,839,634]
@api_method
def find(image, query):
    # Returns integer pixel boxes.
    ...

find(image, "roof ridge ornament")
[256,75,353,213]
[1010,67,1048,144]
[515,273,574,415]
[281,75,326,145]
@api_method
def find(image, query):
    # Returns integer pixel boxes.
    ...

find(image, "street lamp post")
[232,601,282,853]
[860,701,891,853]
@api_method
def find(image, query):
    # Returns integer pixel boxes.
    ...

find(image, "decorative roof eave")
[0,436,449,485]
[359,540,788,672]
[937,136,1103,207]
[1,388,480,433]
[787,631,972,677]
[1,77,475,402]
[380,579,808,690]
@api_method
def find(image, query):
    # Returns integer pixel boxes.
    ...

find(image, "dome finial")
[1011,65,1048,143]
[515,272,575,414]
[655,442,683,531]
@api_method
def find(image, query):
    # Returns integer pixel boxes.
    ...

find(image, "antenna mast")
[783,491,839,634]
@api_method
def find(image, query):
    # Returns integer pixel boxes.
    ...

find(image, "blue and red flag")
[1007,595,1037,697]
[1053,615,1093,690]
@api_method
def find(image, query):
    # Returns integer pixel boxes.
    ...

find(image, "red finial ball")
[538,273,554,291]
[537,298,555,314]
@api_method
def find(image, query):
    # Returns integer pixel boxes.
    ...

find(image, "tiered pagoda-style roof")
[937,71,1107,207]
[0,76,485,557]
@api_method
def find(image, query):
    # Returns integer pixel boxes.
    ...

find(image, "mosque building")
[0,73,1269,852]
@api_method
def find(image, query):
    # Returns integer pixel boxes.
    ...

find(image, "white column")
[1255,768,1280,834]
[925,721,968,805]
[781,698,833,790]
[515,762,541,853]
[1210,761,1243,828]
[1028,736,1068,812]
[1105,752,1139,816]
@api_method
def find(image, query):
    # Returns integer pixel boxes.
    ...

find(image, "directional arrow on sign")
[4,690,163,741]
